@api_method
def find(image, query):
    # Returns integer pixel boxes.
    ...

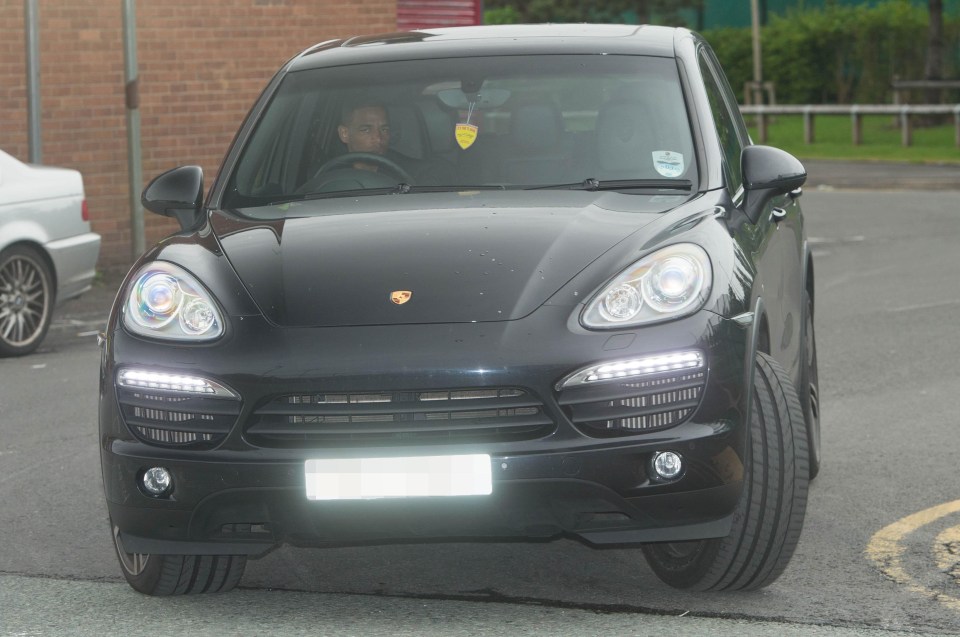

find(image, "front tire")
[642,352,809,591]
[0,245,53,357]
[112,523,246,595]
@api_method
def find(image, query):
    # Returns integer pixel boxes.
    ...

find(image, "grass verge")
[745,114,960,164]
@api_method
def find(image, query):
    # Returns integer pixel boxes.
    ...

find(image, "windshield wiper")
[526,178,693,192]
[400,184,511,193]
[268,186,402,205]
[267,183,513,205]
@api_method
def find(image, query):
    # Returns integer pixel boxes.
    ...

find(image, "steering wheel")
[315,152,414,184]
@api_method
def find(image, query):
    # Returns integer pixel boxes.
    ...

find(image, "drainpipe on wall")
[25,0,41,164]
[122,0,145,260]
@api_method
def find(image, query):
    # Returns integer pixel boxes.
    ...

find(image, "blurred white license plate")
[305,454,492,500]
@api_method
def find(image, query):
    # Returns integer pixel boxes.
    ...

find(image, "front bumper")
[100,305,750,555]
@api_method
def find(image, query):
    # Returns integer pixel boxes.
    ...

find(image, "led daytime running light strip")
[590,352,703,381]
[117,369,238,398]
[559,351,704,389]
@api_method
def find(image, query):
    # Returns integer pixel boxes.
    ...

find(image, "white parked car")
[0,149,101,356]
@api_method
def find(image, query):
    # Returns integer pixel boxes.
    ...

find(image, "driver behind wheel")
[337,101,392,172]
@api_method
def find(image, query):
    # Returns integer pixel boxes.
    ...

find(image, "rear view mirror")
[437,88,511,110]
[141,166,205,231]
[741,146,806,224]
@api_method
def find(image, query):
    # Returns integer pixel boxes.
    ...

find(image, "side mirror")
[141,166,205,231]
[741,146,806,224]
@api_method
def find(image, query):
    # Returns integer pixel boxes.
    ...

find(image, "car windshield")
[222,54,697,211]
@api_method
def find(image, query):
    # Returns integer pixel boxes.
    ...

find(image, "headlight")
[123,262,224,341]
[581,243,712,329]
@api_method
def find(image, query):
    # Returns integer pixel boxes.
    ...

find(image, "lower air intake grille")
[117,387,241,449]
[247,387,554,447]
[558,370,706,436]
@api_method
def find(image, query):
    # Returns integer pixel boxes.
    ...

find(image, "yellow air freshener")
[456,123,478,149]
[456,101,479,150]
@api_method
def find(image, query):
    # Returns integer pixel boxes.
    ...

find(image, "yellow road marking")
[934,525,960,579]
[865,499,960,612]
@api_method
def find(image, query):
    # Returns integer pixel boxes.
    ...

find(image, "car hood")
[212,191,692,327]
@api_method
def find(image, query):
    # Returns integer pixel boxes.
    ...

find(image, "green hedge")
[703,1,960,104]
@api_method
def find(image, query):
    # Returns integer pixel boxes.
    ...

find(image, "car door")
[697,47,790,362]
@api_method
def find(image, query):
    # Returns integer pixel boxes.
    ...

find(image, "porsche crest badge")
[390,290,412,305]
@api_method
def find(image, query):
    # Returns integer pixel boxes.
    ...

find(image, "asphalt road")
[2,184,960,636]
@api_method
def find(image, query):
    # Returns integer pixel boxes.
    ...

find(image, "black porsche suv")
[100,24,818,595]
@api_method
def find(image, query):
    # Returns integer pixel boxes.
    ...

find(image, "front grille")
[557,370,706,436]
[246,387,554,447]
[117,387,241,449]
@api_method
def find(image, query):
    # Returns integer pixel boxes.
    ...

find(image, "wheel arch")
[740,296,768,453]
[0,240,59,292]
[804,248,815,314]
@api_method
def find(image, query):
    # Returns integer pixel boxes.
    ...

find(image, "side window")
[697,50,746,195]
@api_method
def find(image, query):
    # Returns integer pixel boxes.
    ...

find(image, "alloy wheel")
[0,252,51,349]
[113,525,150,576]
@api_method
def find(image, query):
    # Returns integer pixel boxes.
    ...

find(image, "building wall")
[2,0,396,271]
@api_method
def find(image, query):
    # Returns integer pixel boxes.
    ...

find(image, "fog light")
[651,451,683,481]
[142,467,172,496]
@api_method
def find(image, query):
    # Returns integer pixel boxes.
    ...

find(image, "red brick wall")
[2,0,396,271]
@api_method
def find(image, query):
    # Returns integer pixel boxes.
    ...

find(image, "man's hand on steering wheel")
[316,152,414,183]
[297,152,415,194]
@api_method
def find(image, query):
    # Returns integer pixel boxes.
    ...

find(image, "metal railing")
[892,79,960,106]
[740,104,960,147]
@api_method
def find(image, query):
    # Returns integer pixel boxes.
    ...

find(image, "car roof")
[288,24,686,72]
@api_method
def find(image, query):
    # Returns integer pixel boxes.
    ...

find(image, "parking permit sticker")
[652,150,684,178]
[456,102,479,149]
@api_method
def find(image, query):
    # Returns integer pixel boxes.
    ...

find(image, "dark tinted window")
[697,50,745,194]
